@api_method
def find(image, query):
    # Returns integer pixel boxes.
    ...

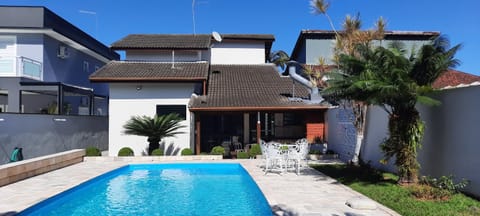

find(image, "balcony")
[0,56,43,80]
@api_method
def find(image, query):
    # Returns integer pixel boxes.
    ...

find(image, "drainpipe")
[288,65,318,95]
[287,61,323,103]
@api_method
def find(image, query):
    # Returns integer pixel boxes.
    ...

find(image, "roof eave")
[189,105,329,112]
[110,47,209,51]
[89,77,206,82]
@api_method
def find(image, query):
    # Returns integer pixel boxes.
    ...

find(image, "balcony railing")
[0,56,43,80]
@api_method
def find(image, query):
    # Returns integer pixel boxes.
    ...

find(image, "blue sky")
[2,0,479,75]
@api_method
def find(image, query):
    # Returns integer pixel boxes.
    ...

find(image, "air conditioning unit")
[57,45,69,59]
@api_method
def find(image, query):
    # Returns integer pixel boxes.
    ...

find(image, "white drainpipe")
[288,65,323,103]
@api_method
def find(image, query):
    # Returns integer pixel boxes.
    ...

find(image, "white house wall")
[109,83,195,156]
[210,41,265,64]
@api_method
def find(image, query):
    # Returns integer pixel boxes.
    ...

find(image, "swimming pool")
[19,163,272,216]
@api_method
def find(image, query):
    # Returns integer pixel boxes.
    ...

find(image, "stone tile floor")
[0,159,399,216]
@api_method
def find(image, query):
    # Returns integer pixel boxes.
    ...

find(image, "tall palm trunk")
[386,107,424,184]
[349,102,367,164]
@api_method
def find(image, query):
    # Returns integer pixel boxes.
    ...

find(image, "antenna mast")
[192,0,196,35]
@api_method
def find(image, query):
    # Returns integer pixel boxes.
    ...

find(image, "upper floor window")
[83,61,89,73]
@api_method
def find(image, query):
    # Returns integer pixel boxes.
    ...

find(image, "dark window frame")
[156,105,187,120]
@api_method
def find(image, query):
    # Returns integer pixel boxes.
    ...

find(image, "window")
[283,112,304,126]
[94,65,100,72]
[156,105,186,120]
[83,61,89,73]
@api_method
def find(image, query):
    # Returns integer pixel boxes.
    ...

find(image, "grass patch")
[311,164,480,216]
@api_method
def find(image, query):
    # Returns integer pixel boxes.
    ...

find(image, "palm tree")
[123,113,185,155]
[311,0,386,164]
[323,36,460,183]
[269,50,291,71]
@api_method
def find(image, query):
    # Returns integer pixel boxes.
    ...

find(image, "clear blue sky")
[1,0,478,75]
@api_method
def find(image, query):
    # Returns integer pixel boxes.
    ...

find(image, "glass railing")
[0,56,42,80]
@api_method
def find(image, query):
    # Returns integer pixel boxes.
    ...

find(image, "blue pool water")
[19,163,272,216]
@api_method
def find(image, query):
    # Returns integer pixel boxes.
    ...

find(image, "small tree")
[123,113,185,155]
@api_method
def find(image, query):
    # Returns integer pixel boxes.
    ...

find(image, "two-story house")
[91,34,329,156]
[0,6,119,115]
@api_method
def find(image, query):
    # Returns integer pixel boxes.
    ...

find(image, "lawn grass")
[311,164,480,216]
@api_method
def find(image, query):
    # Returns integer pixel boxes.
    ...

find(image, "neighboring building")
[290,29,438,65]
[0,6,119,164]
[0,6,119,115]
[91,34,329,156]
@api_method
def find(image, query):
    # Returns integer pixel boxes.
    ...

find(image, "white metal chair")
[287,138,309,175]
[264,142,287,175]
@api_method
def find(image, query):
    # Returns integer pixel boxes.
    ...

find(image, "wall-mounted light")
[136,85,143,91]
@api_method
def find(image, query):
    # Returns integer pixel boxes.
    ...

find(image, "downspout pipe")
[288,64,318,95]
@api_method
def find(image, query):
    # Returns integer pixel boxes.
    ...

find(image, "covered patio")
[192,107,328,154]
[189,64,330,154]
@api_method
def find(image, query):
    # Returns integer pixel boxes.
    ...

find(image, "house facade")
[0,6,119,115]
[91,34,329,156]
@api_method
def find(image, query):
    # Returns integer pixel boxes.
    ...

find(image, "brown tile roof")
[89,61,209,82]
[111,34,212,50]
[190,64,328,111]
[432,69,480,89]
[110,34,275,50]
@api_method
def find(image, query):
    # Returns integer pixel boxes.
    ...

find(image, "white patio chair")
[264,142,287,175]
[287,138,309,175]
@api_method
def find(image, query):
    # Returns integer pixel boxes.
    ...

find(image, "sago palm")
[323,36,460,183]
[123,113,185,155]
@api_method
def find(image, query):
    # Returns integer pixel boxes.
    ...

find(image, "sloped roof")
[111,34,212,50]
[89,61,209,82]
[111,34,275,50]
[432,69,480,89]
[190,64,328,111]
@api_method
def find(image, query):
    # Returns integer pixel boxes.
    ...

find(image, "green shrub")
[118,147,134,156]
[151,149,164,156]
[210,146,225,155]
[181,148,193,156]
[248,144,262,158]
[237,151,249,159]
[85,147,101,156]
[420,175,469,193]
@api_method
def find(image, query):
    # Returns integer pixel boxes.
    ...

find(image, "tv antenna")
[192,0,196,35]
[79,10,98,37]
[212,31,222,42]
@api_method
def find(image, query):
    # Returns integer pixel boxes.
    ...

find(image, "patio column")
[195,115,201,154]
[256,111,261,144]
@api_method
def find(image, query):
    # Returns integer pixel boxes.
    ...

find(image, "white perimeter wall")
[210,41,265,64]
[357,85,480,197]
[109,83,195,156]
